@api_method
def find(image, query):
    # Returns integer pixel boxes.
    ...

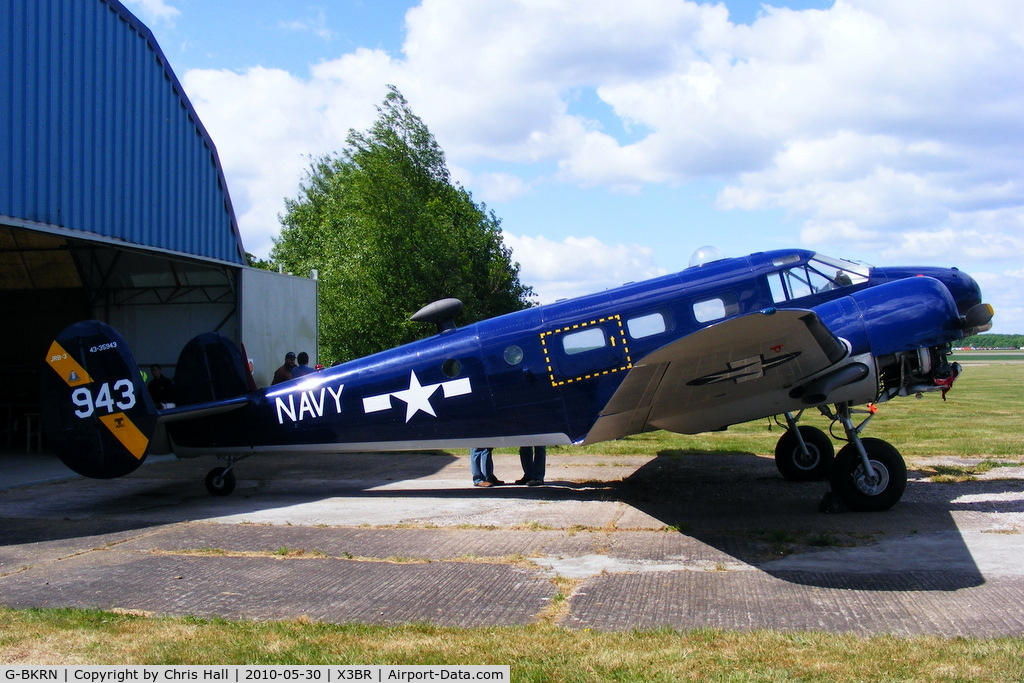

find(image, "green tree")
[245,252,276,271]
[272,86,533,364]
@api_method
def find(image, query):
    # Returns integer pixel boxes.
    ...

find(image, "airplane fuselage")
[165,249,981,456]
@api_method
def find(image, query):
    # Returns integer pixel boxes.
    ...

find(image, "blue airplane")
[41,248,993,511]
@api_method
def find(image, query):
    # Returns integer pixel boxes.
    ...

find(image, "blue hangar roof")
[0,0,246,266]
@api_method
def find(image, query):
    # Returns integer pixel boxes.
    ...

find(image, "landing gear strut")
[205,466,236,496]
[824,402,907,511]
[775,403,908,511]
[204,454,248,496]
[774,412,834,481]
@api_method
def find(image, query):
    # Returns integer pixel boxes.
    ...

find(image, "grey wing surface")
[584,309,853,443]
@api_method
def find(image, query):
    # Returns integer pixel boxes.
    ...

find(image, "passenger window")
[562,328,607,355]
[694,299,726,323]
[503,345,524,365]
[442,359,462,377]
[627,313,666,339]
[693,294,738,323]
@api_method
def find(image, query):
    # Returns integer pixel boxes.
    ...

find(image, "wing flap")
[585,309,856,443]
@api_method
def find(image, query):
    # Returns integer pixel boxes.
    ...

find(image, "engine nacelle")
[854,277,963,355]
[813,276,970,403]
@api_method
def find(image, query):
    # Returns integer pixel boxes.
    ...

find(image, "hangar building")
[1,0,317,448]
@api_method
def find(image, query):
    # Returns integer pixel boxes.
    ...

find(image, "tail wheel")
[774,426,834,481]
[205,467,236,496]
[829,438,906,511]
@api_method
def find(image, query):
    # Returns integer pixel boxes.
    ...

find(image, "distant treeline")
[958,333,1024,348]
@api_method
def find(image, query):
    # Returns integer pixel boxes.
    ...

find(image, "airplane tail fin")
[172,332,252,406]
[41,321,159,479]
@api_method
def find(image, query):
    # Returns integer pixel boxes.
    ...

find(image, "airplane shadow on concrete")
[609,449,1024,592]
[0,451,462,547]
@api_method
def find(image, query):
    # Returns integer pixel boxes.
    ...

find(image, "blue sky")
[125,0,1023,333]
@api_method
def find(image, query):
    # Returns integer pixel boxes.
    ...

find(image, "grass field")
[539,361,1024,461]
[1,362,1022,677]
[2,609,1024,680]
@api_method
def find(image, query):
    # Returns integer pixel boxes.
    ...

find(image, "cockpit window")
[769,253,870,303]
[811,254,870,286]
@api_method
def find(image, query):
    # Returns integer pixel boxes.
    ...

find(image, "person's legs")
[517,446,532,483]
[484,449,502,484]
[532,446,546,482]
[518,446,546,484]
[470,448,490,484]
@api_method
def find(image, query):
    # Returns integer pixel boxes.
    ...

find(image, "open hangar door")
[1,224,318,452]
[0,224,240,450]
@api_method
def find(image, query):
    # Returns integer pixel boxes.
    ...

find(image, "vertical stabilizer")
[41,321,158,479]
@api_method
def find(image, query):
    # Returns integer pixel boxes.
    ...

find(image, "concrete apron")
[1,449,1022,635]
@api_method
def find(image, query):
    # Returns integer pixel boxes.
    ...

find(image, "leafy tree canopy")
[958,333,1024,348]
[272,86,533,364]
[245,252,275,271]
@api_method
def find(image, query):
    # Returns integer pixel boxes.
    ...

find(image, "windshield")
[811,254,871,286]
[768,253,872,302]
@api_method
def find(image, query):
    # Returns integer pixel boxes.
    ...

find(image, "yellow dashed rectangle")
[542,314,632,387]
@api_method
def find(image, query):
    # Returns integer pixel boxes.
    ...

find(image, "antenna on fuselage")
[411,298,464,334]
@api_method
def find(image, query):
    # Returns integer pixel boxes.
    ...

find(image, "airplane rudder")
[41,321,158,479]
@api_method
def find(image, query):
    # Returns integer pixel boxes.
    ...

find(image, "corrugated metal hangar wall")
[0,0,317,446]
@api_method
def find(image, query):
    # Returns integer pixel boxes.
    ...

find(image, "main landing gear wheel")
[774,426,834,481]
[205,467,237,496]
[829,438,906,512]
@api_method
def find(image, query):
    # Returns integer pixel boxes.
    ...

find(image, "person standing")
[272,351,296,385]
[148,364,174,409]
[470,448,504,487]
[517,446,546,486]
[291,351,315,378]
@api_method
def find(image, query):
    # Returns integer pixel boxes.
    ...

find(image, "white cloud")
[279,9,335,41]
[504,234,667,304]
[182,53,398,256]
[972,270,1024,336]
[454,171,535,204]
[122,0,180,25]
[174,0,1024,320]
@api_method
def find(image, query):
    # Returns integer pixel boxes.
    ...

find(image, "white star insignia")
[391,371,441,422]
[362,371,473,422]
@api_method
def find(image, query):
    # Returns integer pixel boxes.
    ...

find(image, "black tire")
[829,438,906,511]
[205,467,236,496]
[774,426,834,481]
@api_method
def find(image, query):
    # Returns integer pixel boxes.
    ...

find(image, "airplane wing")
[584,308,852,443]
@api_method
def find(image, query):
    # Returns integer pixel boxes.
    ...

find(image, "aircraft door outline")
[540,314,633,387]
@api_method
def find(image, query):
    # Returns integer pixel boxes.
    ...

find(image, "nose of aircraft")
[952,270,995,333]
[948,268,983,315]
[877,266,982,316]
[872,264,994,334]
